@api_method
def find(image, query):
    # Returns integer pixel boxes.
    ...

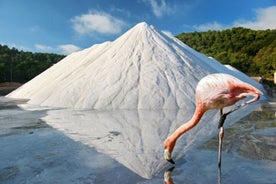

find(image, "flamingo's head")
[164,138,176,164]
[164,149,175,164]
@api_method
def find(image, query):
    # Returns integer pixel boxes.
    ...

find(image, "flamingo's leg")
[218,126,224,168]
[218,109,225,168]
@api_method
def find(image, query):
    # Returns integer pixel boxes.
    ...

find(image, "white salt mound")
[7,22,264,109]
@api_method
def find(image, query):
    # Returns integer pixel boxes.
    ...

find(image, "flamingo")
[163,73,262,165]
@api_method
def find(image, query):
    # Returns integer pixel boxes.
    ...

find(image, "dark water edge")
[0,97,275,184]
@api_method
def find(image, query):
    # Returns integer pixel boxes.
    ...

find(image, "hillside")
[176,27,276,78]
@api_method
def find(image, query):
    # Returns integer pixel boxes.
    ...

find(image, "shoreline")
[0,82,22,96]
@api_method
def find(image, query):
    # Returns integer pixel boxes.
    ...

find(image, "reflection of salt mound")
[39,106,258,179]
[7,22,263,109]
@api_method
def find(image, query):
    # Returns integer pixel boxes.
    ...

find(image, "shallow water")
[0,97,275,184]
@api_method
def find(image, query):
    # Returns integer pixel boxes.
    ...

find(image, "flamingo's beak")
[164,148,175,164]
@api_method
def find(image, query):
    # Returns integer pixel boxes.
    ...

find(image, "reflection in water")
[163,154,223,184]
[163,166,222,184]
[218,164,222,184]
[163,167,174,184]
[163,101,275,183]
[36,103,258,179]
[163,142,224,184]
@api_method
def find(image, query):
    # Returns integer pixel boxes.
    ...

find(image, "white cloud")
[194,22,227,32]
[58,44,81,55]
[142,0,172,17]
[35,44,53,51]
[161,30,174,37]
[30,25,42,33]
[71,11,126,35]
[233,6,276,30]
[2,42,32,52]
[34,44,81,55]
[194,6,276,31]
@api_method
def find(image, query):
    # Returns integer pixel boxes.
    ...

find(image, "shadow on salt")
[31,104,259,179]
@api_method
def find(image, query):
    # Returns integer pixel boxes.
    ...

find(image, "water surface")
[0,97,275,183]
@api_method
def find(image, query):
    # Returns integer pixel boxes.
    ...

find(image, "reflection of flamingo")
[164,73,262,165]
[164,167,174,184]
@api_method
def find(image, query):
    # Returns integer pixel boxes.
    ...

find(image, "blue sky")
[0,0,275,55]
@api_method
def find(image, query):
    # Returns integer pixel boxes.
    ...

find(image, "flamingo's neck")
[171,106,205,142]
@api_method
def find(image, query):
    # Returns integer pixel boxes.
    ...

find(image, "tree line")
[176,27,276,79]
[0,45,64,83]
[0,27,275,84]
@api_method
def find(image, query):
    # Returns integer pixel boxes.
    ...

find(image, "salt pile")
[7,22,263,109]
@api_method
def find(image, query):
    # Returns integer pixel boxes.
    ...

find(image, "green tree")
[252,41,276,78]
[176,27,276,78]
[0,44,65,83]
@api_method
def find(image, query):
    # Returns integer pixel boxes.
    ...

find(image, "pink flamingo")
[163,73,262,165]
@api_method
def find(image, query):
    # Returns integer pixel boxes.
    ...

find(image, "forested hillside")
[177,27,276,78]
[0,45,64,83]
